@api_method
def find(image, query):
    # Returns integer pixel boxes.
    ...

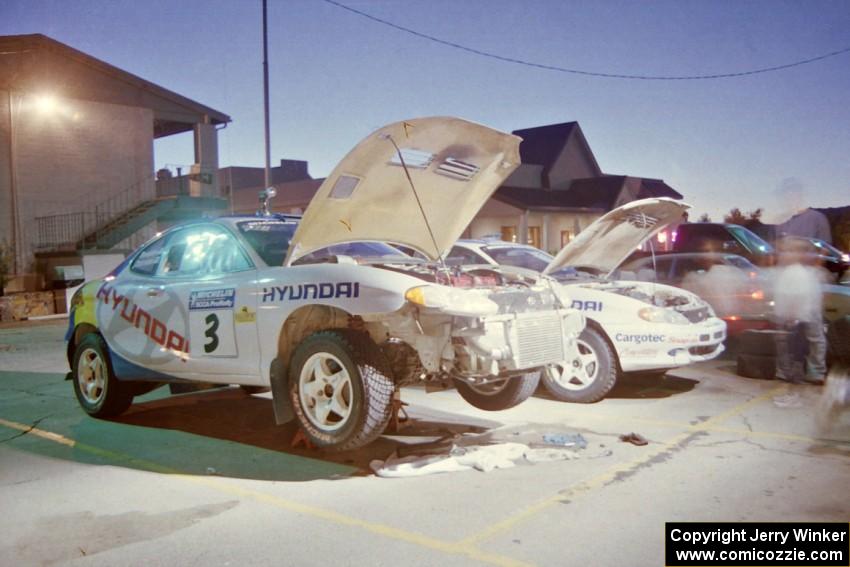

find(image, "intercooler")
[513,311,568,368]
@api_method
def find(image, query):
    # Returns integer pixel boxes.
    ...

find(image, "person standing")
[772,238,827,384]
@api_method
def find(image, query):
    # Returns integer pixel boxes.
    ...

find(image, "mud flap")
[269,357,294,424]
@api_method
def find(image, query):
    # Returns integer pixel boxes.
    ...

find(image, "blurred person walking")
[772,238,827,384]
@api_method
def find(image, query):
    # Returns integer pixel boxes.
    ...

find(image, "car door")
[154,223,262,382]
[99,224,261,383]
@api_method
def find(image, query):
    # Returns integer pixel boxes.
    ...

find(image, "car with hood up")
[65,117,585,451]
[446,198,727,403]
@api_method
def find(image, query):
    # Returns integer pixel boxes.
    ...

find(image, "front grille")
[689,345,717,356]
[681,306,709,323]
[515,313,565,368]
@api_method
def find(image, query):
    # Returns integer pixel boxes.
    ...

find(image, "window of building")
[560,230,573,247]
[528,226,541,249]
[501,226,517,243]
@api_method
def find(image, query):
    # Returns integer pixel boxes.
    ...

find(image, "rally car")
[446,198,727,403]
[66,117,585,450]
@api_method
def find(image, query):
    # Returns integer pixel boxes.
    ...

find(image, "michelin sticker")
[189,288,236,310]
[188,288,238,357]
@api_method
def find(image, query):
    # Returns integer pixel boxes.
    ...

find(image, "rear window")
[237,219,298,267]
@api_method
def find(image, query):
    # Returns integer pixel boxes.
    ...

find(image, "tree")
[723,207,763,228]
[697,213,711,222]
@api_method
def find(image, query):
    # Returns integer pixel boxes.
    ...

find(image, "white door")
[99,224,261,383]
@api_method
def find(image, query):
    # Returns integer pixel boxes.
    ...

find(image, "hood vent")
[437,157,479,181]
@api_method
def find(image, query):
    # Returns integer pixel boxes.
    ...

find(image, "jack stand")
[388,389,409,432]
[291,428,315,450]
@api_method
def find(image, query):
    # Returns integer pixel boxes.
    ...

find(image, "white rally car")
[66,117,584,450]
[447,198,727,403]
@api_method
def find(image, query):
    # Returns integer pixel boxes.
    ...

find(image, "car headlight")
[405,285,499,316]
[638,306,689,325]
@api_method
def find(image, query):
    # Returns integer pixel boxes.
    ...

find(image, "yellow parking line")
[459,384,788,547]
[0,417,530,567]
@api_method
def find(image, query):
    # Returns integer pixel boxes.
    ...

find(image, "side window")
[158,226,252,277]
[130,237,168,276]
[446,246,487,266]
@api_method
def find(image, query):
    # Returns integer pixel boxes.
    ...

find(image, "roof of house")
[511,122,602,186]
[637,178,682,200]
[0,34,230,137]
[494,176,682,212]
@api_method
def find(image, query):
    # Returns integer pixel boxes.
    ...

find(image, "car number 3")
[204,313,220,353]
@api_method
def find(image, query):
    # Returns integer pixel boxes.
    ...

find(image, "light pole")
[6,90,21,274]
[262,0,272,190]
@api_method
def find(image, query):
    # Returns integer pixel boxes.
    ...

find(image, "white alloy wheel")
[77,347,107,405]
[541,326,618,403]
[546,338,599,391]
[298,352,354,432]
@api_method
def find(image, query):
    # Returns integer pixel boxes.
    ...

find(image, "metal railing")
[34,212,111,251]
[34,173,156,251]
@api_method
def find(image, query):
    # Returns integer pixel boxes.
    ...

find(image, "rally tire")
[542,326,618,403]
[72,333,133,418]
[455,371,541,411]
[288,330,394,451]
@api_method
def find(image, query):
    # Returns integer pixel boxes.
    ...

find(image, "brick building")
[0,34,229,287]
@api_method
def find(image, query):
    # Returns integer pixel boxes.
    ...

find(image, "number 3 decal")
[204,313,220,353]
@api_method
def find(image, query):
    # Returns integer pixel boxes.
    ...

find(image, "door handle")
[146,288,163,297]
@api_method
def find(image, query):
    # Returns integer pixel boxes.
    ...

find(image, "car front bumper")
[607,317,727,372]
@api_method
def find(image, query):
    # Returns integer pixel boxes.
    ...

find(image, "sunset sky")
[3,0,849,222]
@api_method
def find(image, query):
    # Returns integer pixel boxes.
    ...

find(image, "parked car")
[668,222,776,267]
[619,252,773,335]
[65,117,585,450]
[447,198,727,403]
[778,236,849,282]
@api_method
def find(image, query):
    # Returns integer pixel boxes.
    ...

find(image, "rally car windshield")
[293,242,414,265]
[237,219,298,266]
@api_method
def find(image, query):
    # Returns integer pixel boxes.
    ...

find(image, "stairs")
[77,195,228,250]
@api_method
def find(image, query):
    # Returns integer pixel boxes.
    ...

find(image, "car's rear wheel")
[72,333,133,417]
[455,371,541,411]
[288,330,394,451]
[542,327,618,403]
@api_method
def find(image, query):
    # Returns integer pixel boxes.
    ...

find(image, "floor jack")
[388,389,409,433]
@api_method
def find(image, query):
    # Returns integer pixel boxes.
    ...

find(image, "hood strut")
[383,133,453,283]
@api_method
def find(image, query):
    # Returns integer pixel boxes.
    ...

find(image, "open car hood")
[543,197,690,277]
[285,117,521,265]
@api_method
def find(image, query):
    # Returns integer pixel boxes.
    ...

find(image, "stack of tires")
[735,318,849,379]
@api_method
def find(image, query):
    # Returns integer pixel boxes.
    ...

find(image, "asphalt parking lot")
[1,320,848,566]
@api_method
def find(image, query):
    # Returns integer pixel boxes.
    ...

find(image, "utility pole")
[7,91,21,274]
[262,0,272,189]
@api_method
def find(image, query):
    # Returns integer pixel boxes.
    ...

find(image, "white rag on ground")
[370,442,579,478]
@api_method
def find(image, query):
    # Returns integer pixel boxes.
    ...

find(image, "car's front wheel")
[288,330,394,451]
[72,333,133,417]
[542,327,618,403]
[455,371,541,411]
